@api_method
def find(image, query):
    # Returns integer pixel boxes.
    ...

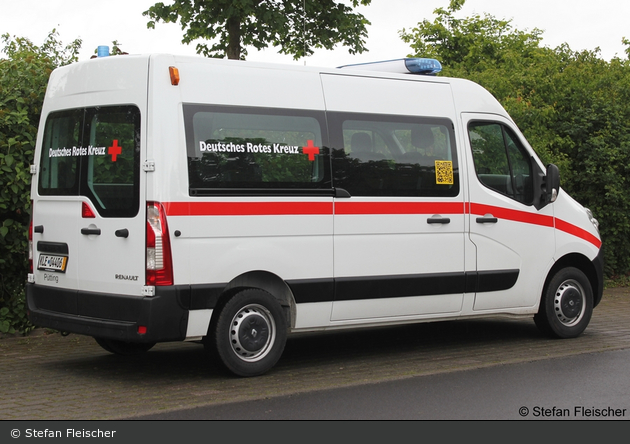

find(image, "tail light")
[146,202,173,286]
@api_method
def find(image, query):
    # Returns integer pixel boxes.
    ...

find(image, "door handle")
[81,227,101,235]
[476,216,498,224]
[427,217,451,224]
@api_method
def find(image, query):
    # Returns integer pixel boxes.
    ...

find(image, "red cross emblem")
[108,140,122,162]
[302,140,320,161]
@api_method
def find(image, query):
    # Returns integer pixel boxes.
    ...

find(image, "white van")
[27,54,603,377]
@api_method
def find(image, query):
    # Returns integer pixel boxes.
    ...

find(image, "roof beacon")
[337,58,442,75]
[97,46,110,58]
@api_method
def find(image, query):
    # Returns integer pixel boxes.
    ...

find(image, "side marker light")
[169,66,180,85]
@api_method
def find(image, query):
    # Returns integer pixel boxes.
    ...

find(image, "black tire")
[534,267,593,339]
[94,338,155,356]
[212,288,287,377]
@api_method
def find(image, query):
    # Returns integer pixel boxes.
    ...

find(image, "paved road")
[1,287,629,420]
[135,347,630,420]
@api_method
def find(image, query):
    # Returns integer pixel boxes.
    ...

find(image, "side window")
[468,122,533,205]
[183,105,331,194]
[329,113,459,197]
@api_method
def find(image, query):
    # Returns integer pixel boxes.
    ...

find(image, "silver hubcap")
[229,304,276,362]
[554,279,585,327]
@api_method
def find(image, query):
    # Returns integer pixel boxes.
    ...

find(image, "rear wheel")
[94,338,155,355]
[534,267,593,339]
[212,288,287,377]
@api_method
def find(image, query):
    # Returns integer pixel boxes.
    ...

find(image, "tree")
[0,30,81,334]
[144,0,371,60]
[400,0,630,277]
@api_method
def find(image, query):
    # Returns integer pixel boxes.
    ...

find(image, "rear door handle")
[81,227,101,235]
[115,229,129,238]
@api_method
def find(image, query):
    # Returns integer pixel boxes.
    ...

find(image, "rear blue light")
[97,46,109,57]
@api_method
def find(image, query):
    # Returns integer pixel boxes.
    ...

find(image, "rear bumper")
[26,284,189,343]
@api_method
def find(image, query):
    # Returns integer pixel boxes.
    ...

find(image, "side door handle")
[476,216,498,224]
[427,217,451,224]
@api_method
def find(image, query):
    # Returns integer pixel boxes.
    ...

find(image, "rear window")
[38,106,141,217]
[183,105,331,195]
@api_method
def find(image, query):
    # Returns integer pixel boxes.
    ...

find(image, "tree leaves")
[143,0,372,60]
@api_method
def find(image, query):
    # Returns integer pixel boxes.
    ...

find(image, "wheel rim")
[554,279,586,327]
[229,304,276,363]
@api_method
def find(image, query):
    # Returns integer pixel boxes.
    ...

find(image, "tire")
[212,288,287,377]
[94,337,155,356]
[534,267,593,339]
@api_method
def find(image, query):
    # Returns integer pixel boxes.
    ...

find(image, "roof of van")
[45,53,509,118]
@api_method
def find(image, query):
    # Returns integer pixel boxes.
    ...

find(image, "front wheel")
[212,289,287,377]
[534,267,593,339]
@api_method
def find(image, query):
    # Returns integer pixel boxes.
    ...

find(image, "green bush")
[0,30,80,335]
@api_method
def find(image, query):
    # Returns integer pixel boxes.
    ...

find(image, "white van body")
[27,54,603,376]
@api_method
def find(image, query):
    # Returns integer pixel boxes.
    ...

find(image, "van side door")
[462,113,555,311]
[322,74,467,322]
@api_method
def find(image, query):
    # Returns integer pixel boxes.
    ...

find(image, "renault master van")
[27,54,604,376]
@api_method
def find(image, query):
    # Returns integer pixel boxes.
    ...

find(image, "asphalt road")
[133,347,630,420]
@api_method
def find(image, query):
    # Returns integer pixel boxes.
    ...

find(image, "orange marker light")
[169,66,180,86]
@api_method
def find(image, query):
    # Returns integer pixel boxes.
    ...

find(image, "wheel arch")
[210,270,297,330]
[544,253,603,307]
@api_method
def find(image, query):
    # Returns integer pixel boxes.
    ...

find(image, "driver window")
[468,122,533,205]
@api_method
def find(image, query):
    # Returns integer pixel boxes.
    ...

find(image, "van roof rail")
[337,58,442,76]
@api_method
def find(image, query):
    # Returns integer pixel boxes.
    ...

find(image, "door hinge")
[142,286,155,297]
[30,164,37,174]
[142,160,156,172]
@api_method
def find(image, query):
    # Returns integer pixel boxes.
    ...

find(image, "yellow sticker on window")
[435,160,454,185]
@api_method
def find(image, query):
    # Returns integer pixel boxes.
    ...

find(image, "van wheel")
[94,338,155,355]
[534,267,593,339]
[212,289,287,377]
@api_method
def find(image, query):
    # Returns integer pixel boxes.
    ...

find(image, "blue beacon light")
[97,46,110,57]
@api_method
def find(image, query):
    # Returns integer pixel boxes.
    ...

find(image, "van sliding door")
[322,74,466,322]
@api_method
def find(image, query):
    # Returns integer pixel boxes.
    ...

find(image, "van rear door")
[34,105,144,296]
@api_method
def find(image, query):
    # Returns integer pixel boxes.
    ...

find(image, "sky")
[1,0,628,67]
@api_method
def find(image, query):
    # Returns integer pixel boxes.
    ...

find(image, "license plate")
[37,254,68,273]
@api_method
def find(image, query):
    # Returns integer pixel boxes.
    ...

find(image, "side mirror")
[545,164,560,203]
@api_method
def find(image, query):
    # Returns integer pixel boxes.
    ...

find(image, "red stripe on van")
[164,201,333,216]
[471,203,601,248]
[555,218,602,249]
[335,201,465,215]
[164,200,601,248]
[470,203,555,227]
